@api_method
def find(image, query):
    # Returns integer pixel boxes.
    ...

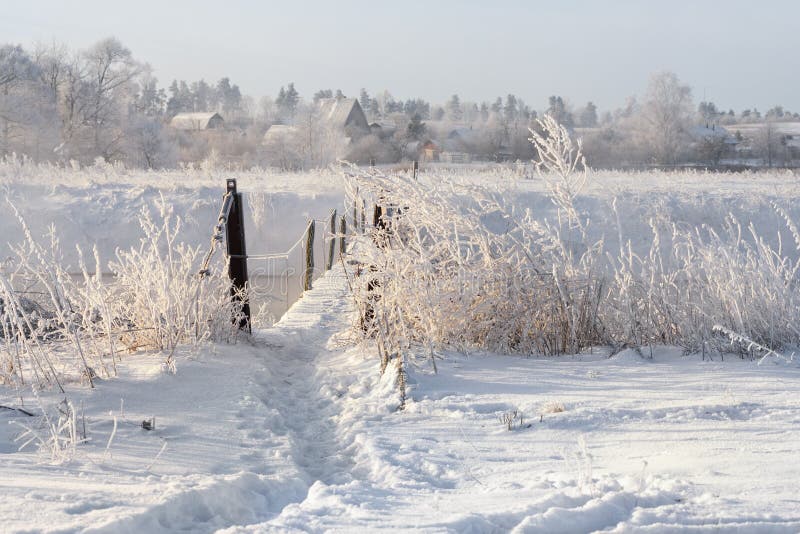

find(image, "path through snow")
[3,268,800,532]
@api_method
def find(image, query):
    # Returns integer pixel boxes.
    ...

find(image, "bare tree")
[126,117,176,169]
[262,127,303,170]
[81,37,141,161]
[0,45,39,156]
[754,121,783,168]
[638,71,693,164]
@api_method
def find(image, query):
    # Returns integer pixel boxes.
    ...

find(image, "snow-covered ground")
[2,267,800,532]
[3,162,800,532]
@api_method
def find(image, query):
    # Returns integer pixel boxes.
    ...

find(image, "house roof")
[689,124,729,138]
[370,121,397,130]
[170,112,223,131]
[316,98,368,131]
[447,127,480,144]
[262,124,299,144]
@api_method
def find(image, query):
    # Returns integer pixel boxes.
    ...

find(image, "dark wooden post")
[327,209,337,270]
[413,160,419,180]
[304,220,315,291]
[225,179,251,332]
[360,198,366,233]
[339,216,347,255]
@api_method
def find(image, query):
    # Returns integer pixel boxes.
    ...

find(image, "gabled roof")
[444,127,481,152]
[170,112,224,131]
[316,98,369,133]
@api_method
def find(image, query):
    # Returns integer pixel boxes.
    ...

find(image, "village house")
[316,97,370,141]
[262,124,299,145]
[169,112,225,131]
[404,139,440,162]
[439,127,479,163]
[369,121,397,139]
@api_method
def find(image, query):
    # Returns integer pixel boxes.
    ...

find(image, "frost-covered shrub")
[0,198,243,389]
[109,199,244,354]
[344,141,604,357]
[344,116,800,359]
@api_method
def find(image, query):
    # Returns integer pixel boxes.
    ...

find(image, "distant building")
[439,151,471,164]
[688,123,737,163]
[369,121,397,139]
[422,140,440,161]
[262,124,299,145]
[688,123,734,144]
[404,139,440,161]
[316,98,370,140]
[444,127,480,153]
[731,122,800,159]
[169,112,225,131]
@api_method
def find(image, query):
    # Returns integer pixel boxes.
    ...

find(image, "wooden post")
[225,179,251,332]
[327,209,337,270]
[413,160,419,180]
[354,186,359,232]
[304,220,315,291]
[339,216,347,256]
[361,198,366,233]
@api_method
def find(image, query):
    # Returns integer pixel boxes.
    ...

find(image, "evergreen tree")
[479,102,489,122]
[698,101,719,123]
[547,95,574,127]
[134,75,165,117]
[447,94,462,121]
[359,88,370,115]
[190,80,208,110]
[407,113,426,140]
[313,89,332,102]
[504,94,518,124]
[370,97,381,118]
[277,83,299,119]
[579,101,598,127]
[216,77,241,114]
[386,98,403,114]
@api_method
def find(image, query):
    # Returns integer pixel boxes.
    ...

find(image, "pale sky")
[2,0,798,112]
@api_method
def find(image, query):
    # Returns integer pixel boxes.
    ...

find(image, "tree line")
[1,37,798,170]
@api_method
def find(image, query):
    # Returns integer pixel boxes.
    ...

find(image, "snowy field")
[2,160,800,532]
[2,269,800,532]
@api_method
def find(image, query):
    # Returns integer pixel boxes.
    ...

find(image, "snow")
[3,163,800,531]
[3,266,800,532]
[0,167,345,268]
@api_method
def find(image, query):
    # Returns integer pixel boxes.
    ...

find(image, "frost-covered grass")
[345,117,800,363]
[3,141,800,530]
[2,268,800,531]
[0,199,244,393]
